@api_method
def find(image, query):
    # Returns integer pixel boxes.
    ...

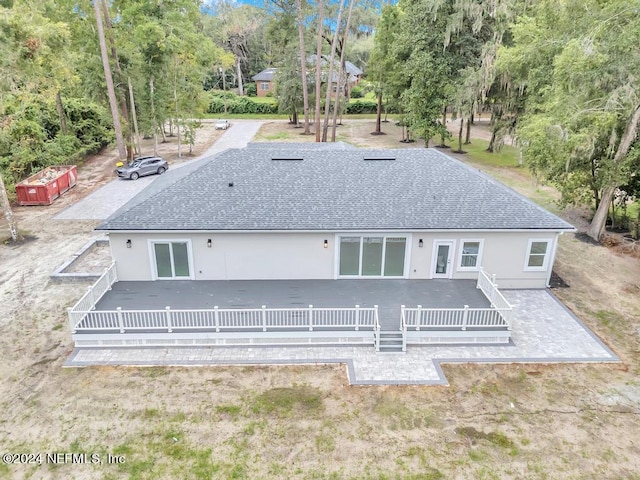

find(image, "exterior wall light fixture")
[323,239,328,249]
[418,239,424,248]
[126,239,132,248]
[207,238,212,248]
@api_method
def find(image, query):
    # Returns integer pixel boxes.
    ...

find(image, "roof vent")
[364,157,395,161]
[228,182,234,187]
[271,157,303,161]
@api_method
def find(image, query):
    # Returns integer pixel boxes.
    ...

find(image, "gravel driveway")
[54,120,264,221]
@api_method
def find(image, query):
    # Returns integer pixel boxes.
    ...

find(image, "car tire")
[130,172,139,180]
[157,167,166,175]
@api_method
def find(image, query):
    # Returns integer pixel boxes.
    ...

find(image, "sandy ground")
[1,119,639,479]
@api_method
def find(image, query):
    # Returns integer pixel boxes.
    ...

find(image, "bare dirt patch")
[1,118,640,479]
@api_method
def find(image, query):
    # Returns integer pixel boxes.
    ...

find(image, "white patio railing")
[401,304,510,331]
[67,262,118,332]
[70,304,378,334]
[476,268,514,327]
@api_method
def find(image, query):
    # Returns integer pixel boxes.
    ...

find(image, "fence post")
[308,304,313,332]
[214,306,220,332]
[416,305,422,331]
[67,307,76,333]
[117,307,124,333]
[262,305,267,332]
[87,286,95,310]
[165,306,172,333]
[355,305,360,331]
[476,267,483,289]
[462,305,469,331]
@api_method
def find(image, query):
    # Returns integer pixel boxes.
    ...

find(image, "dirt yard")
[1,119,640,480]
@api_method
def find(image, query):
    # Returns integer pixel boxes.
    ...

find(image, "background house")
[251,59,363,98]
[250,67,277,97]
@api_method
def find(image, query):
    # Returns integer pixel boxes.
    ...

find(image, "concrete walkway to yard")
[65,290,619,385]
[53,121,264,221]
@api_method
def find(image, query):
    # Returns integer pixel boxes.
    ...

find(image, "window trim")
[148,239,195,280]
[260,82,270,91]
[335,234,410,279]
[524,238,553,271]
[456,239,484,272]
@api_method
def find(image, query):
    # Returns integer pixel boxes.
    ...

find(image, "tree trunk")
[101,0,131,159]
[128,77,141,155]
[55,91,67,135]
[174,55,181,158]
[295,0,310,134]
[374,88,382,134]
[464,115,471,144]
[236,57,244,96]
[456,118,463,152]
[0,175,21,242]
[94,0,126,159]
[588,102,640,240]
[322,0,345,142]
[314,0,325,142]
[149,76,158,156]
[438,106,447,146]
[331,0,354,142]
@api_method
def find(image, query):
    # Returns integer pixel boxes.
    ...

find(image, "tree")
[93,0,126,160]
[368,4,401,135]
[314,0,325,142]
[499,0,640,240]
[295,0,311,133]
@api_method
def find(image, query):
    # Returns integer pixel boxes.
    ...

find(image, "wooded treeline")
[1,0,638,241]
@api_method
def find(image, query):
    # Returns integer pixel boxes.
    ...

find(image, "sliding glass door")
[152,241,191,279]
[339,236,406,277]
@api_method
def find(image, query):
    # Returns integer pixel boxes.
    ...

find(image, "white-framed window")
[149,240,194,279]
[457,239,483,271]
[524,238,552,271]
[260,82,270,91]
[337,235,408,278]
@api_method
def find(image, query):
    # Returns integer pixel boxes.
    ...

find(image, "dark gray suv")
[116,156,168,180]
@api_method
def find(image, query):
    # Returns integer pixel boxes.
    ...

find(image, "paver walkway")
[66,289,619,385]
[54,121,264,221]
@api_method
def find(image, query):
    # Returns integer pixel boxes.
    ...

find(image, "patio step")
[377,331,405,353]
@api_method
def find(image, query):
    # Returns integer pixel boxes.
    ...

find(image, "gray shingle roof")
[251,68,277,82]
[97,146,575,232]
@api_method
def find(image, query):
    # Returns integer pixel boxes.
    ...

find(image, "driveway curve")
[54,120,264,221]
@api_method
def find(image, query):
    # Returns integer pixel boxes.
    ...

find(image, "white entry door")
[432,241,454,278]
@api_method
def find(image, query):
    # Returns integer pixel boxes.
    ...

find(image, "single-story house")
[251,59,363,98]
[98,144,573,287]
[251,67,277,97]
[68,144,574,350]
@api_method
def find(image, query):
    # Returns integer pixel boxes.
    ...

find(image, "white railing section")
[402,304,510,331]
[70,304,378,334]
[67,262,118,332]
[374,306,381,352]
[476,268,514,329]
[400,307,408,352]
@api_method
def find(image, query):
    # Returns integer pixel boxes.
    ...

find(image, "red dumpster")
[15,165,78,206]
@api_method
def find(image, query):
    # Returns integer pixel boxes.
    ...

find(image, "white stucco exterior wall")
[109,230,560,288]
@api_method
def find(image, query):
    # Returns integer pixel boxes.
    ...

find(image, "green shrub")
[346,100,378,114]
[245,83,257,97]
[207,92,278,115]
[350,86,364,98]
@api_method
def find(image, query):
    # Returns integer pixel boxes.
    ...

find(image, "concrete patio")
[65,289,619,385]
